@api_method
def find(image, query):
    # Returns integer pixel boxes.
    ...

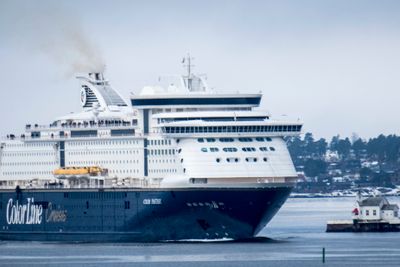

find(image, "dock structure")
[326,195,400,232]
[327,220,400,232]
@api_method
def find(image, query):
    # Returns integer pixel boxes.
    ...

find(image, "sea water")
[0,197,399,267]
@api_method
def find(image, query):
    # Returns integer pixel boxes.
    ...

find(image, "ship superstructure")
[0,58,302,241]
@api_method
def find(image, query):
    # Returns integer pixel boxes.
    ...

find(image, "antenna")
[182,53,195,77]
[182,53,195,90]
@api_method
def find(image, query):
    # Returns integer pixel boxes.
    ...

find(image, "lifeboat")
[53,166,108,179]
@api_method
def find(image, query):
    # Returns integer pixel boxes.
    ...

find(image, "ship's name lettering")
[143,198,162,205]
[45,203,67,223]
[6,198,43,225]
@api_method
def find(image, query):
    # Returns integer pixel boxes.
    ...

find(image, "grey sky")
[1,0,400,140]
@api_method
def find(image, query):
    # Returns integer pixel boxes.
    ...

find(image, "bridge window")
[223,147,238,152]
[269,147,276,151]
[266,137,272,142]
[206,138,216,142]
[239,138,253,142]
[256,137,264,142]
[259,147,268,152]
[197,138,204,143]
[219,138,234,142]
[210,147,219,152]
[242,147,256,152]
[201,148,208,152]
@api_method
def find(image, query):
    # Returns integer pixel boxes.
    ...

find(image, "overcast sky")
[1,0,400,140]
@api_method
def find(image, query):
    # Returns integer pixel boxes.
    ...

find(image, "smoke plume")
[1,1,105,75]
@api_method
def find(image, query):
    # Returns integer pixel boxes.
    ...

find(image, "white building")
[352,196,399,222]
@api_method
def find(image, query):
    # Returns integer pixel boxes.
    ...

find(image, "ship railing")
[158,124,302,137]
[160,130,301,138]
[25,121,138,132]
[2,131,144,142]
[0,177,161,190]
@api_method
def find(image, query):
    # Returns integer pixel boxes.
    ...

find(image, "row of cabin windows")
[2,151,55,157]
[69,140,139,146]
[148,139,172,146]
[149,169,177,174]
[198,137,272,143]
[109,169,139,174]
[148,149,176,156]
[201,147,275,153]
[1,161,57,166]
[4,143,53,147]
[215,157,268,163]
[68,150,139,156]
[68,159,139,165]
[165,125,301,134]
[149,159,176,164]
[2,171,52,176]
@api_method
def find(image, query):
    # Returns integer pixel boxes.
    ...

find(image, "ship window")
[226,157,239,163]
[189,178,208,184]
[216,158,221,163]
[206,138,216,143]
[198,138,204,143]
[269,147,276,151]
[242,147,256,152]
[239,138,253,142]
[366,210,369,216]
[263,157,268,162]
[201,148,208,152]
[219,138,234,142]
[210,147,219,152]
[259,147,268,152]
[245,157,258,162]
[266,137,272,142]
[223,147,238,152]
[256,137,264,142]
[373,210,377,216]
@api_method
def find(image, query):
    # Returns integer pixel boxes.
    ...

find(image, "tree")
[352,138,366,154]
[336,138,351,158]
[314,138,328,157]
[304,159,327,177]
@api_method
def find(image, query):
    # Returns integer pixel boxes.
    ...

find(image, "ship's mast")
[182,54,194,91]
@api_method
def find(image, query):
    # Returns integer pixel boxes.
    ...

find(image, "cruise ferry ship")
[0,58,302,241]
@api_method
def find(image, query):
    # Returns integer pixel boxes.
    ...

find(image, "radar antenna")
[182,53,194,77]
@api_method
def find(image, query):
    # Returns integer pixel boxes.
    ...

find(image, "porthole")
[216,158,221,163]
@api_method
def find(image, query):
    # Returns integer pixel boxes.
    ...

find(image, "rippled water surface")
[1,197,400,266]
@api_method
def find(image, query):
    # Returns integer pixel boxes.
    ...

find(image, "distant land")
[287,133,400,196]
